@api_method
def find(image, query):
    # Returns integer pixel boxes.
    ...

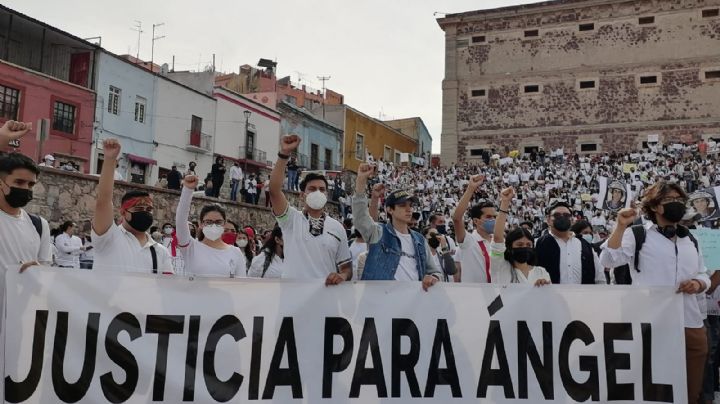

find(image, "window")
[395,151,401,164]
[579,23,595,31]
[638,16,655,25]
[524,29,539,38]
[705,70,720,80]
[108,86,120,115]
[580,143,598,152]
[471,35,486,43]
[52,101,77,135]
[384,145,392,161]
[702,9,719,18]
[134,96,146,123]
[470,149,483,156]
[0,84,20,120]
[471,89,487,97]
[310,143,319,170]
[524,84,540,93]
[355,133,365,160]
[579,80,597,89]
[324,148,332,170]
[640,75,658,85]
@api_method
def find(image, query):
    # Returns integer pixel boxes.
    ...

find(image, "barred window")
[0,84,20,120]
[108,86,120,115]
[52,101,77,135]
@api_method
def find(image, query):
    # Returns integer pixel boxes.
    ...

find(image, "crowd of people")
[3,118,720,403]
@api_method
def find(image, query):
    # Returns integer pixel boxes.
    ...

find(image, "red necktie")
[478,240,491,283]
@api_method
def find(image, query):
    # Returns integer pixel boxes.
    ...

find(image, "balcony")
[185,131,212,153]
[239,146,267,164]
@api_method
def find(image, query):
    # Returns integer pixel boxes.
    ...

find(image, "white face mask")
[163,227,173,235]
[237,239,248,248]
[305,190,327,210]
[202,225,224,241]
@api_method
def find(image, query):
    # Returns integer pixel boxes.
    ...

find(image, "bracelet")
[277,152,290,160]
[498,209,510,215]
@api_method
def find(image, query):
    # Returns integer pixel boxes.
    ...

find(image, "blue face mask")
[482,219,496,234]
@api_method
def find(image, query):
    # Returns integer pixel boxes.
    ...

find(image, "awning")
[126,153,157,165]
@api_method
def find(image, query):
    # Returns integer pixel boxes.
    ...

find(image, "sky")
[5,0,542,153]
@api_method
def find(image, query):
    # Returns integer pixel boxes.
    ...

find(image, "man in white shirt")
[600,181,709,403]
[92,139,172,273]
[229,162,243,202]
[38,154,55,168]
[269,134,352,284]
[55,221,85,268]
[452,175,496,283]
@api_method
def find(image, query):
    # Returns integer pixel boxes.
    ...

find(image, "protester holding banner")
[248,226,284,278]
[452,174,496,283]
[491,187,551,285]
[600,180,711,403]
[175,175,246,277]
[91,139,173,274]
[269,134,352,284]
[535,201,607,284]
[353,163,441,290]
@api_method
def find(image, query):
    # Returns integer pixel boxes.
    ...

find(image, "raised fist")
[357,163,376,179]
[102,138,121,160]
[616,208,637,228]
[371,183,386,199]
[467,174,485,191]
[280,134,301,154]
[500,187,515,202]
[183,175,199,190]
[0,120,32,145]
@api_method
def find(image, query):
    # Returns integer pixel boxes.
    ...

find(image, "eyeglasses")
[552,213,572,219]
[660,197,687,204]
[202,220,226,226]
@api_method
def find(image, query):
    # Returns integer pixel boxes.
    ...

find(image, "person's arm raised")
[0,120,32,146]
[93,139,121,236]
[270,134,301,216]
[452,174,484,244]
[369,183,385,222]
[494,187,515,245]
[176,175,198,247]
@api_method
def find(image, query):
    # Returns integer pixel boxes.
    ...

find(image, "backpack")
[631,224,699,272]
[29,213,42,237]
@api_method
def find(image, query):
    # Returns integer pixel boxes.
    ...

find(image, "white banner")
[3,268,686,403]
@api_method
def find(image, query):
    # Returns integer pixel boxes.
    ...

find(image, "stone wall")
[26,168,340,235]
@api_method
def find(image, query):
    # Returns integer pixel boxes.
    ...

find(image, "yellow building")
[319,105,418,172]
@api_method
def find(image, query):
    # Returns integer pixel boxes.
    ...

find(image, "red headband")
[121,196,153,212]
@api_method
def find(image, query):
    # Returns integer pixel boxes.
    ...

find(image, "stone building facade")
[26,168,339,236]
[437,0,720,164]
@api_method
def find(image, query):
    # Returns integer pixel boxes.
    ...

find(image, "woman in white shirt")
[248,226,284,278]
[491,187,551,286]
[176,175,246,277]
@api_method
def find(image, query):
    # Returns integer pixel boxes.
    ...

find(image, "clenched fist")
[183,175,199,190]
[357,163,376,180]
[0,120,32,145]
[467,174,485,192]
[102,139,121,160]
[280,134,301,155]
[616,208,636,228]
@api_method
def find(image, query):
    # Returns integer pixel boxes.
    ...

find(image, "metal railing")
[238,146,267,163]
[185,131,212,153]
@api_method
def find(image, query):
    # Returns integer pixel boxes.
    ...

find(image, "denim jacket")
[352,195,441,281]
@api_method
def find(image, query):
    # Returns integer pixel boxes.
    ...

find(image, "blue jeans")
[287,170,298,191]
[230,179,240,201]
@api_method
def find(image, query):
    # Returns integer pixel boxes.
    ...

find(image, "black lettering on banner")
[182,315,201,401]
[100,312,141,403]
[249,316,264,400]
[391,319,421,398]
[517,321,554,400]
[559,320,599,401]
[322,317,354,398]
[477,320,515,399]
[52,312,100,403]
[262,317,303,399]
[203,315,245,402]
[604,323,634,401]
[5,310,49,403]
[642,323,673,402]
[424,319,462,398]
[145,315,185,401]
[350,318,388,398]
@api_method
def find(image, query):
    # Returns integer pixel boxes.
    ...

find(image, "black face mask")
[3,184,33,208]
[661,202,686,223]
[435,224,447,235]
[428,237,441,249]
[127,211,154,232]
[553,216,572,232]
[511,247,535,264]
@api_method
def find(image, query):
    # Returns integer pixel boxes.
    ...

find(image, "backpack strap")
[631,225,646,272]
[29,213,43,238]
[687,230,700,254]
[150,245,158,274]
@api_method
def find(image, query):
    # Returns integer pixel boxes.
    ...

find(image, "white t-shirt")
[489,242,551,284]
[0,209,52,269]
[349,240,367,271]
[92,224,173,273]
[459,231,492,283]
[55,233,84,268]
[248,251,284,278]
[276,207,352,279]
[395,232,418,281]
[179,239,246,277]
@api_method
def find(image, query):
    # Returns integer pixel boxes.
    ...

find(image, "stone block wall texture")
[438,0,720,164]
[26,168,339,235]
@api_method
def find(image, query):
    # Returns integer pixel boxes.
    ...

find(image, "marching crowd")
[2,118,720,403]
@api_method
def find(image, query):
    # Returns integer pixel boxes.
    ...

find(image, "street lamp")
[243,110,252,178]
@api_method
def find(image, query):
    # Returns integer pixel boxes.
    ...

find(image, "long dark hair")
[503,228,536,265]
[259,226,283,277]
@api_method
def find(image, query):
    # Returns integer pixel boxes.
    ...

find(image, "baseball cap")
[385,189,419,207]
[44,154,55,161]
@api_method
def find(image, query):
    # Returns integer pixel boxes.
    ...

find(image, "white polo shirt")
[92,224,173,273]
[458,231,492,283]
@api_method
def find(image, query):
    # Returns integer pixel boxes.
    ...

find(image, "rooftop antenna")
[131,21,143,62]
[151,23,165,71]
[317,75,331,119]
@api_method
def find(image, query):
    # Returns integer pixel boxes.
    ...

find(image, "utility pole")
[317,75,331,119]
[151,23,165,71]
[131,21,143,62]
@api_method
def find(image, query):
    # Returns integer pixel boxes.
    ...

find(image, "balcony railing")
[239,146,267,163]
[185,131,213,153]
